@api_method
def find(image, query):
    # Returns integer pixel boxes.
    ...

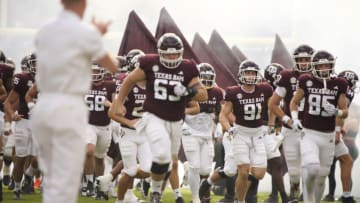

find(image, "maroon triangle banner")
[270,34,294,69]
[231,45,247,63]
[208,30,241,78]
[155,7,200,63]
[118,10,158,56]
[192,33,237,88]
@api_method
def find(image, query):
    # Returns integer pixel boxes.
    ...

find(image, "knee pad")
[124,166,137,177]
[151,162,170,175]
[305,164,320,177]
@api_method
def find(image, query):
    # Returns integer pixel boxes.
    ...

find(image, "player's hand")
[323,102,337,116]
[11,113,23,121]
[91,17,111,36]
[173,83,188,97]
[291,119,303,131]
[335,131,342,145]
[129,118,140,129]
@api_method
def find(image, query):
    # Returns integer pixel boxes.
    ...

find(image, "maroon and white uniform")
[0,63,15,156]
[275,69,305,181]
[85,80,116,158]
[335,87,355,157]
[12,72,36,157]
[298,74,347,178]
[137,54,199,164]
[119,84,151,176]
[225,83,272,173]
[182,86,223,175]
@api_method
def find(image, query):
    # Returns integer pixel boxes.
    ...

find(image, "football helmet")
[293,44,314,72]
[6,58,15,68]
[198,63,216,89]
[338,70,358,90]
[238,60,260,85]
[28,52,37,74]
[264,63,284,88]
[92,63,105,82]
[21,56,29,71]
[311,50,335,80]
[157,33,184,69]
[126,49,145,72]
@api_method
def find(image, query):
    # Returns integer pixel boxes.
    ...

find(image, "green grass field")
[2,187,268,203]
[3,186,358,203]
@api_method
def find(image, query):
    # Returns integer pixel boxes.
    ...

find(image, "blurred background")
[1,0,360,196]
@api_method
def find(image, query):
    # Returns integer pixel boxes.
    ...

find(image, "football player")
[323,70,358,203]
[199,60,273,203]
[268,44,315,202]
[3,53,37,199]
[181,63,224,203]
[82,63,116,197]
[290,50,348,203]
[111,33,207,203]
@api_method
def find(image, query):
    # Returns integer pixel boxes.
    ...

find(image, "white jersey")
[184,112,215,137]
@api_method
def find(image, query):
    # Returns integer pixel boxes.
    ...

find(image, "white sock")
[151,179,163,194]
[188,167,200,198]
[86,174,94,183]
[173,188,182,198]
[15,182,21,191]
[343,192,352,198]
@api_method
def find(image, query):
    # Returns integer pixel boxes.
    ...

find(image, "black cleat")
[22,175,35,194]
[323,194,335,202]
[199,179,212,200]
[176,196,185,203]
[95,190,109,200]
[3,175,10,186]
[141,179,151,198]
[341,196,357,203]
[86,181,95,197]
[13,190,21,200]
[150,192,162,203]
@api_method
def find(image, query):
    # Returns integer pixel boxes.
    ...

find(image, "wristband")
[186,86,198,98]
[335,126,341,133]
[336,109,343,117]
[4,122,11,131]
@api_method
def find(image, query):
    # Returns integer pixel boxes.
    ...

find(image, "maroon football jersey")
[13,72,35,119]
[0,63,15,111]
[225,83,273,128]
[86,80,116,126]
[299,74,347,132]
[277,69,307,120]
[123,84,147,129]
[199,86,224,113]
[139,54,200,121]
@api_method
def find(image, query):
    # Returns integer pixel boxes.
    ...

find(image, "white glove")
[174,83,188,96]
[95,173,113,192]
[292,119,303,131]
[323,102,337,116]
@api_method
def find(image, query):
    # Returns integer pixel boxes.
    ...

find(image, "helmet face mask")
[238,60,260,85]
[157,33,184,69]
[293,44,314,73]
[28,53,37,74]
[311,50,335,80]
[91,64,105,82]
[198,63,216,89]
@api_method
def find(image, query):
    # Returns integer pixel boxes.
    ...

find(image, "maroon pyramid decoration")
[192,33,237,88]
[231,45,247,63]
[208,30,241,77]
[270,34,294,69]
[118,10,158,56]
[155,7,200,63]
